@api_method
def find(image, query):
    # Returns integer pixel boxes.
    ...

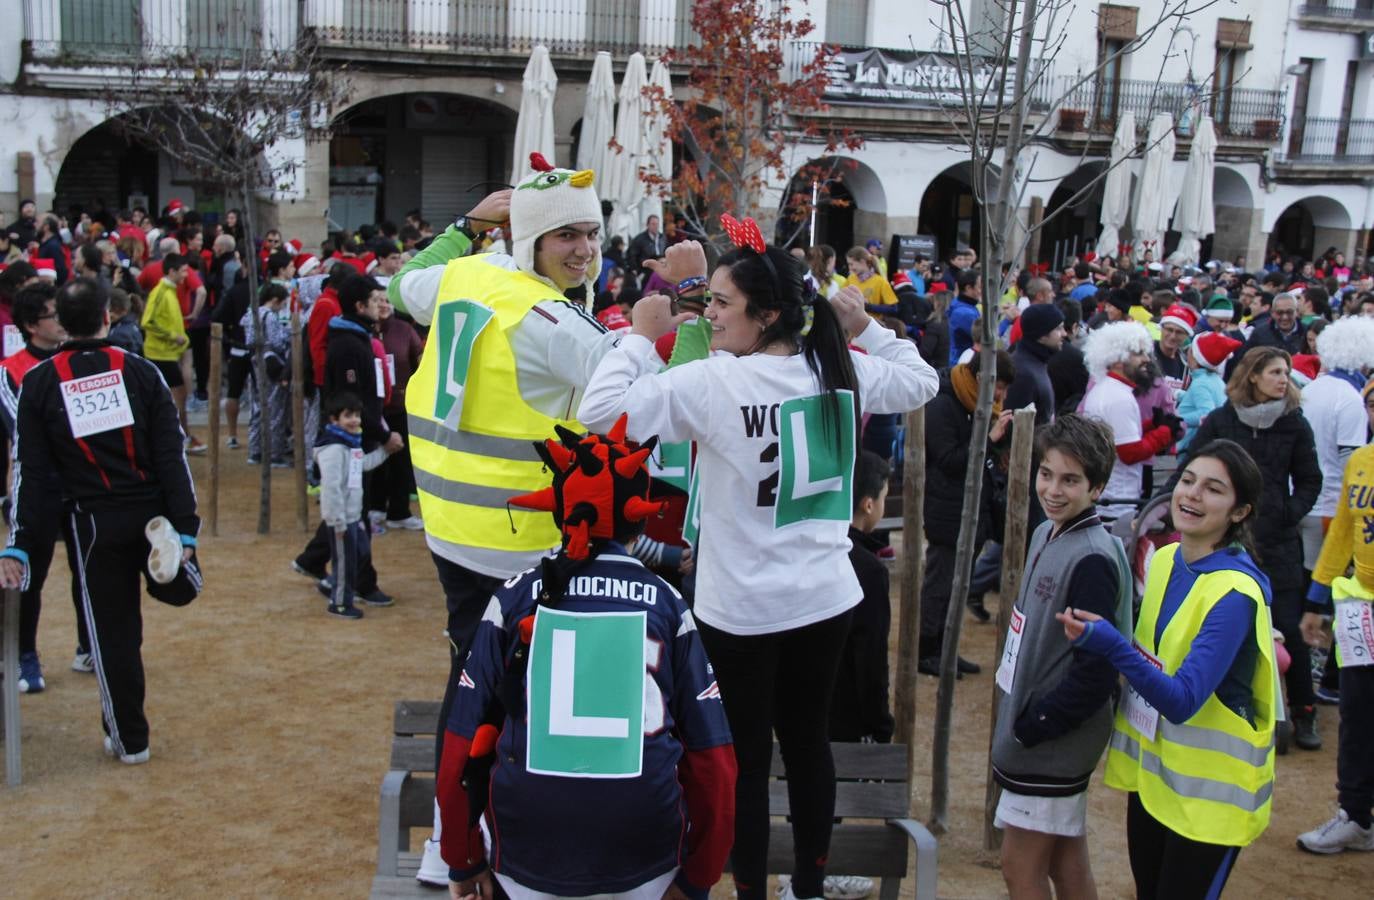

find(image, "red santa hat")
[1290,353,1321,382]
[283,239,301,256]
[362,252,378,275]
[31,258,57,280]
[1159,303,1199,335]
[1191,332,1243,371]
[166,198,190,216]
[293,253,320,276]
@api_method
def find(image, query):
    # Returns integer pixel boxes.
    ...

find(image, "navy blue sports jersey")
[440,548,734,897]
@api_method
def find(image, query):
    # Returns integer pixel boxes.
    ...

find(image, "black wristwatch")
[454,217,477,241]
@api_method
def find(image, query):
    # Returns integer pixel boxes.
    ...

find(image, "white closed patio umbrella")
[606,52,648,242]
[1167,116,1217,267]
[1096,111,1135,259]
[578,51,617,184]
[510,45,558,187]
[1131,113,1177,262]
[636,57,675,229]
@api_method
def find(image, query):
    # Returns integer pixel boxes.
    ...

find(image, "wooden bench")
[373,700,937,900]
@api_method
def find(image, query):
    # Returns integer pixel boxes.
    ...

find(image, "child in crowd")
[315,391,397,619]
[1176,332,1243,450]
[106,287,144,356]
[992,414,1133,900]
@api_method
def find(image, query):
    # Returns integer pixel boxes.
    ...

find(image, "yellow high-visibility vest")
[1104,543,1276,847]
[405,255,581,576]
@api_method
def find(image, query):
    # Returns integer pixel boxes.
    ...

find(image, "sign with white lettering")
[821,47,1027,108]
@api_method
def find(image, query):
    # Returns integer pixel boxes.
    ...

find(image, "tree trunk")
[239,179,271,534]
[291,302,307,531]
[894,407,926,790]
[928,0,1040,835]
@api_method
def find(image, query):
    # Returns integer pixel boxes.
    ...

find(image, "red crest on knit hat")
[508,415,669,561]
[720,213,766,254]
[529,152,555,173]
[1192,332,1243,371]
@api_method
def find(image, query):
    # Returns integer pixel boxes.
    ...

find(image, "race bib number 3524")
[62,370,134,438]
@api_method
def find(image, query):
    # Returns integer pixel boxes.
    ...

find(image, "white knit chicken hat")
[510,152,603,295]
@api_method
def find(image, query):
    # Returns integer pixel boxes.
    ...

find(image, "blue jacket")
[1175,367,1226,450]
[948,296,980,367]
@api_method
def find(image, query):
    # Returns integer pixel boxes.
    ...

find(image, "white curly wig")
[1316,316,1374,372]
[1083,321,1154,377]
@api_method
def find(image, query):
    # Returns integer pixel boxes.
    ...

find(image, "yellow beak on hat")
[570,169,595,189]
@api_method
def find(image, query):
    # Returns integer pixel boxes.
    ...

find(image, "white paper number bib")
[62,370,134,438]
[2,324,23,358]
[347,448,364,490]
[995,607,1026,694]
[1335,600,1374,668]
[1121,643,1163,741]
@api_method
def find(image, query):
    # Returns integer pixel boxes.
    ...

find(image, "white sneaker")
[823,876,874,900]
[71,650,95,673]
[145,516,182,585]
[385,515,424,531]
[1298,809,1374,854]
[103,736,150,765]
[416,837,448,886]
[368,510,387,526]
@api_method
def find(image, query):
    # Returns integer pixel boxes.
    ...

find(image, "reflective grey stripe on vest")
[414,467,521,509]
[408,415,543,464]
[1110,731,1273,813]
[425,532,555,581]
[1159,719,1274,767]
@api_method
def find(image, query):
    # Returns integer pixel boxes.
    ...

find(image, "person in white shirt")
[1080,321,1181,522]
[579,216,938,900]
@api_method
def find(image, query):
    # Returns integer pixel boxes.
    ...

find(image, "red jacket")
[308,288,341,386]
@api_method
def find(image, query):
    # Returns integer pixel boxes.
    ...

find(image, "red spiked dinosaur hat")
[508,414,669,560]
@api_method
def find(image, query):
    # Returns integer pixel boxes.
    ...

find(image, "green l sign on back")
[526,607,647,779]
[776,391,855,528]
[432,299,494,426]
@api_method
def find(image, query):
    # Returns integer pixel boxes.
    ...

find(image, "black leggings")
[1126,793,1241,900]
[698,609,853,900]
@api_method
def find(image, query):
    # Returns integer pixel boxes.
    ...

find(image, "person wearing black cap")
[1089,288,1133,330]
[1005,303,1066,427]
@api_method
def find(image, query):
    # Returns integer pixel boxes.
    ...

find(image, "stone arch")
[917,161,1002,262]
[777,156,887,251]
[1212,165,1252,209]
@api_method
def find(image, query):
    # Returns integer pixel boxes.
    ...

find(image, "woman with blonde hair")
[807,244,845,299]
[1167,345,1323,750]
[844,245,899,321]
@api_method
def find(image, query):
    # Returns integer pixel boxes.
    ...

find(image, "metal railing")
[1297,1,1374,21]
[308,0,698,57]
[22,1,700,63]
[1280,117,1374,163]
[22,0,299,61]
[1056,76,1285,140]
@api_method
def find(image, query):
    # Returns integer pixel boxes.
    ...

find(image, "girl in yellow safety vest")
[1058,439,1276,899]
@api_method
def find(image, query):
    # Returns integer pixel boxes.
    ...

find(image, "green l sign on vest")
[432,299,494,426]
[776,391,856,528]
[526,607,647,779]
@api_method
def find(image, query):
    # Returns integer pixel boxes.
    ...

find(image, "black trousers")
[698,610,853,900]
[1271,581,1315,711]
[1126,793,1240,900]
[18,513,90,657]
[327,521,372,609]
[189,324,211,397]
[369,413,414,520]
[431,554,504,772]
[1338,663,1374,826]
[298,520,377,592]
[68,505,201,757]
[919,541,981,659]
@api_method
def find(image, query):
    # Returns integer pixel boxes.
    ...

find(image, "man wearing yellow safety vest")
[386,152,622,888]
[1059,440,1277,897]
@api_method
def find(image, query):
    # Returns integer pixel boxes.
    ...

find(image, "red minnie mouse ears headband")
[720,213,767,254]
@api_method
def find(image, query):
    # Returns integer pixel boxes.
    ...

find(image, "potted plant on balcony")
[1254,118,1281,141]
[1058,107,1087,131]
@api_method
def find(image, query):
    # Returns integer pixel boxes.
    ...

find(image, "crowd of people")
[4,167,1374,900]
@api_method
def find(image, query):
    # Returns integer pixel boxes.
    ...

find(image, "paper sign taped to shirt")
[347,447,364,490]
[1335,599,1374,668]
[2,324,23,358]
[373,358,385,398]
[62,370,134,438]
[1122,642,1163,742]
[995,607,1026,694]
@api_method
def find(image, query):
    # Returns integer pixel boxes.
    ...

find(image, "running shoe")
[184,436,207,455]
[416,838,448,887]
[362,589,395,607]
[17,651,44,693]
[71,648,94,673]
[823,875,875,900]
[225,436,241,450]
[1298,809,1374,854]
[385,516,424,531]
[145,515,183,585]
[291,559,326,580]
[103,735,150,765]
[1315,685,1340,705]
[326,603,364,620]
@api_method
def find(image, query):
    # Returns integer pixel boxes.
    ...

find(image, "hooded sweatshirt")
[314,423,388,529]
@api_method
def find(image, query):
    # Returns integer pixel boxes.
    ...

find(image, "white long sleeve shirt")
[580,322,938,635]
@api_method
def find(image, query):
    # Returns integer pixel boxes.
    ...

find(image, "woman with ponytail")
[580,216,938,900]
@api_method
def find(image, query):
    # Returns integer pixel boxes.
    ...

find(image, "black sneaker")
[326,603,363,620]
[362,589,395,607]
[917,656,963,679]
[1293,708,1322,751]
[292,559,326,580]
[957,656,982,675]
[967,595,992,623]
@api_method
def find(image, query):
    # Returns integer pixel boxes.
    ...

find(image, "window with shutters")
[1211,20,1252,135]
[826,0,868,47]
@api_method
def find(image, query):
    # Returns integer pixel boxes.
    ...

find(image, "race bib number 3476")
[62,370,134,438]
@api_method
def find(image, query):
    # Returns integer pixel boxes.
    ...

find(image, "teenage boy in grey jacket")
[316,391,396,619]
[991,415,1133,900]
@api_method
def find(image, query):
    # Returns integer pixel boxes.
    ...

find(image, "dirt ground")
[3,426,1371,898]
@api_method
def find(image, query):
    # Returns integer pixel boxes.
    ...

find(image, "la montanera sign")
[820,47,1024,107]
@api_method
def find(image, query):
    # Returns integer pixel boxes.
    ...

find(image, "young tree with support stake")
[105,32,348,534]
[918,0,1229,837]
[640,0,863,245]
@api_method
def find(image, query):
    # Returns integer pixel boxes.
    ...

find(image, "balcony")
[1276,117,1374,171]
[22,1,699,69]
[1055,76,1285,142]
[1297,1,1374,32]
